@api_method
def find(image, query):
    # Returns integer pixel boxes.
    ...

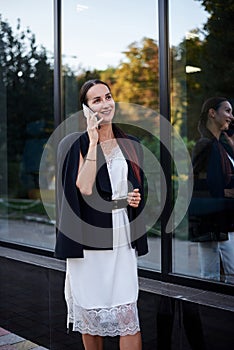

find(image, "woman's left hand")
[224,132,234,152]
[224,188,234,198]
[128,188,141,208]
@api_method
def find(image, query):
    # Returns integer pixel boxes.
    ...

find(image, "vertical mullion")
[54,0,63,128]
[158,0,172,277]
[54,0,62,236]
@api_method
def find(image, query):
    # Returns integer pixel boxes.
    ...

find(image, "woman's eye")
[93,99,100,104]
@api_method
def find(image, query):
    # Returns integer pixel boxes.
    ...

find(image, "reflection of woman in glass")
[55,79,148,349]
[191,97,234,283]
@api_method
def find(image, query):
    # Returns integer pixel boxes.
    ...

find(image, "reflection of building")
[0,1,234,349]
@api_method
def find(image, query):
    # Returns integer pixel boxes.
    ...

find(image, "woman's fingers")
[87,113,103,130]
[224,188,234,198]
[127,189,141,207]
[87,112,98,127]
[87,114,103,144]
[223,132,234,150]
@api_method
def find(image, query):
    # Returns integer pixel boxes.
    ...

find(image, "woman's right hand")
[86,111,103,145]
[224,188,234,198]
[223,132,234,152]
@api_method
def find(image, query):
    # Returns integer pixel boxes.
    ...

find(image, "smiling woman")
[189,96,234,283]
[55,79,148,350]
[202,98,234,136]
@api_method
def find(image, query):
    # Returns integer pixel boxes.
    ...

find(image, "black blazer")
[189,130,234,241]
[54,128,148,259]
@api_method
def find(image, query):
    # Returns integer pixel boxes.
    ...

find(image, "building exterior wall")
[1,249,234,349]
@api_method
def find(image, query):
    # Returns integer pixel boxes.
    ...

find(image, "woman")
[55,79,148,349]
[190,96,234,282]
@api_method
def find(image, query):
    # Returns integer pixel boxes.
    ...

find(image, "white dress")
[65,145,140,336]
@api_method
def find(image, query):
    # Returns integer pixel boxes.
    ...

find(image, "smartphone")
[225,121,234,136]
[82,103,101,129]
[82,104,98,120]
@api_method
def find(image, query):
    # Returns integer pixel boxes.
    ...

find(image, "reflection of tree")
[199,0,234,96]
[112,38,159,111]
[172,0,234,141]
[77,38,159,111]
[0,16,53,196]
[172,29,204,140]
[1,0,228,190]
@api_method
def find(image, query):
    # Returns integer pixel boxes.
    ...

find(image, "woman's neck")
[99,124,114,141]
[206,120,221,140]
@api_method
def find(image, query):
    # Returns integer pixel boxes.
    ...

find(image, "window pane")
[62,0,160,271]
[170,0,234,284]
[0,0,55,251]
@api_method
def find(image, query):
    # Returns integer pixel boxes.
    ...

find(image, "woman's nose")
[102,99,109,108]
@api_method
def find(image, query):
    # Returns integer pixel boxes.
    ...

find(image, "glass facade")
[0,0,55,251]
[0,0,234,289]
[62,0,161,272]
[170,0,208,279]
[170,0,234,284]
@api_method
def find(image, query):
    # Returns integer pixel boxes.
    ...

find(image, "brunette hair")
[198,96,232,185]
[113,125,142,186]
[79,79,142,185]
[198,96,228,135]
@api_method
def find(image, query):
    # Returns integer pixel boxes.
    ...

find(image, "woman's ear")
[208,108,216,119]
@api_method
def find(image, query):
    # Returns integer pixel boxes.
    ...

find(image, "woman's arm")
[76,144,97,195]
[76,109,102,195]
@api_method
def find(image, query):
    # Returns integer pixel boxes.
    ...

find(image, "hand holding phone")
[82,104,102,129]
[82,104,98,120]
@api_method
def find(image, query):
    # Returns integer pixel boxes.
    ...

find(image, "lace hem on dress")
[67,301,140,337]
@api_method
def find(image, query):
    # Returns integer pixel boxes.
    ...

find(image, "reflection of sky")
[63,0,159,70]
[0,0,207,71]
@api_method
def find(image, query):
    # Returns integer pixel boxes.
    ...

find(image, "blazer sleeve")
[54,132,84,259]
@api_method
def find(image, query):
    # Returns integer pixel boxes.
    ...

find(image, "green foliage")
[77,37,159,111]
[198,0,234,97]
[172,0,234,142]
[0,16,54,200]
[112,37,159,110]
[0,16,53,162]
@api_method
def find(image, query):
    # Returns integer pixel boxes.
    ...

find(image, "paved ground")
[0,328,48,350]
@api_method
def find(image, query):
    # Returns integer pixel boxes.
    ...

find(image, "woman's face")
[86,84,115,124]
[211,101,233,131]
